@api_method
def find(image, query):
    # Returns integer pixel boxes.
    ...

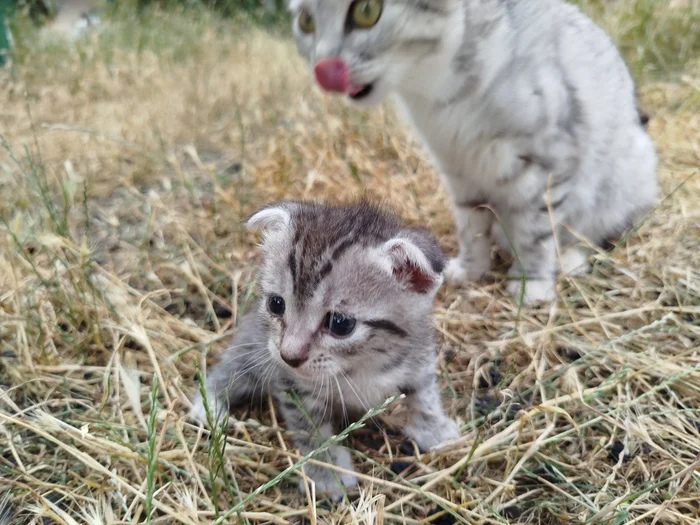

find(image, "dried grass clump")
[1,3,699,524]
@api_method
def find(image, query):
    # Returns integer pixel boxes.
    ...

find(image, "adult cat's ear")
[382,230,446,294]
[246,202,296,234]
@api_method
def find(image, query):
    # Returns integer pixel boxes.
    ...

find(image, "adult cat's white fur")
[290,0,658,303]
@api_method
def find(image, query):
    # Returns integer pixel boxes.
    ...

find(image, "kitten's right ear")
[246,203,295,234]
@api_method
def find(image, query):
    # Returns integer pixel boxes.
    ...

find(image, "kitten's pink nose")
[313,58,349,93]
[281,353,308,368]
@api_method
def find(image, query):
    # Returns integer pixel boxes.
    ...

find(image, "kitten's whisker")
[221,361,267,394]
[224,355,272,387]
[215,344,269,366]
[341,371,380,428]
[320,374,332,425]
[259,362,277,412]
[308,372,320,407]
[212,352,267,373]
[329,376,336,425]
[339,371,368,412]
[312,373,326,416]
[333,376,349,428]
[317,375,327,424]
[253,356,275,409]
[227,342,268,349]
[259,359,279,412]
[236,356,274,403]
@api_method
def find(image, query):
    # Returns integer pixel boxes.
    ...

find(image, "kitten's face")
[247,202,445,381]
[289,0,448,106]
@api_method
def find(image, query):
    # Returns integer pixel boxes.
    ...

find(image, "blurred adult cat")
[290,0,657,303]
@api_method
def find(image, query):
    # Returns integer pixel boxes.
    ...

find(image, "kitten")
[289,0,658,303]
[190,200,459,501]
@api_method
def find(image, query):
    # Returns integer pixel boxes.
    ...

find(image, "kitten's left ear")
[382,230,446,294]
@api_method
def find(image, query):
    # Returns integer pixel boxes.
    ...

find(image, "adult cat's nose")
[281,354,308,368]
[313,58,348,93]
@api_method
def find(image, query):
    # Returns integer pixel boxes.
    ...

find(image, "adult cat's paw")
[560,247,591,276]
[444,257,490,284]
[506,277,557,305]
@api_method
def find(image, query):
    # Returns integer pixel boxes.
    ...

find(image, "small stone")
[608,440,627,463]
[213,302,232,319]
[225,162,242,174]
[389,460,415,476]
[478,366,501,388]
[399,440,423,456]
[558,347,583,362]
[503,506,522,519]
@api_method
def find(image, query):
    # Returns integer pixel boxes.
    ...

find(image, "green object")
[0,0,11,67]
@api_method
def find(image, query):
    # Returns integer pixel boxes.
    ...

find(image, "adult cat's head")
[289,0,454,106]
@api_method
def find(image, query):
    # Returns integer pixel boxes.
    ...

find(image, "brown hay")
[1,4,699,524]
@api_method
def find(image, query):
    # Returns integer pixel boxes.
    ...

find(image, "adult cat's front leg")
[503,210,560,304]
[504,131,583,304]
[276,392,358,502]
[444,200,494,284]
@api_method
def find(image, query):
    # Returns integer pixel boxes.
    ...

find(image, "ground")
[0,1,699,524]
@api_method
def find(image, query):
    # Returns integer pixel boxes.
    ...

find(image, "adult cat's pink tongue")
[313,58,364,96]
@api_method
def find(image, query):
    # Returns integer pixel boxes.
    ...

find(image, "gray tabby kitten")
[190,200,459,501]
[289,0,658,303]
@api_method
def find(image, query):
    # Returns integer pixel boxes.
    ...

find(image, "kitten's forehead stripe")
[331,238,355,262]
[288,251,298,292]
[364,319,409,338]
[288,201,406,300]
[318,261,333,281]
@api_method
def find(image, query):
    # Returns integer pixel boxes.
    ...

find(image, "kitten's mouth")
[349,83,374,100]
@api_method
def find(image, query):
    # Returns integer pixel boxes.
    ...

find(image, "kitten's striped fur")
[290,0,658,303]
[190,200,459,501]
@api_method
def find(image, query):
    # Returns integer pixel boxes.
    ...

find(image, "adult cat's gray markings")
[290,0,658,303]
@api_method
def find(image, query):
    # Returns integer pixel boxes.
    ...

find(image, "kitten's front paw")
[299,464,358,503]
[188,392,232,429]
[444,257,490,285]
[404,416,460,452]
[506,278,557,305]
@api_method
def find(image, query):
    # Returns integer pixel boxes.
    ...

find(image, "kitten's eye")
[268,295,286,316]
[298,9,315,34]
[351,0,382,29]
[325,311,357,337]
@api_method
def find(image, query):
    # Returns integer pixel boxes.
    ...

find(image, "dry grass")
[1,2,700,524]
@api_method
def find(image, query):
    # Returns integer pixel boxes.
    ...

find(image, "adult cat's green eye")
[351,0,383,28]
[298,9,315,33]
